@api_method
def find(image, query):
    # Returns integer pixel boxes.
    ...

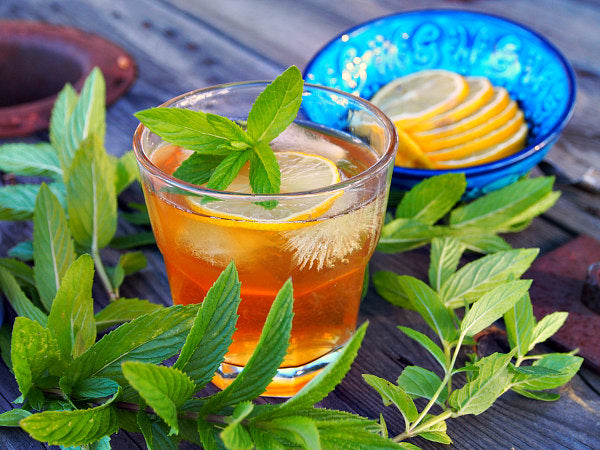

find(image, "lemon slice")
[418,100,519,152]
[410,76,494,132]
[369,69,469,129]
[434,123,528,168]
[395,129,434,169]
[188,151,341,226]
[411,87,510,142]
[426,110,525,162]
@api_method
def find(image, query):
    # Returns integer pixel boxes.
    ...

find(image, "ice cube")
[272,123,348,162]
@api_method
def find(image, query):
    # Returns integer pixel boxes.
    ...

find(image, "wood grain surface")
[0,1,599,449]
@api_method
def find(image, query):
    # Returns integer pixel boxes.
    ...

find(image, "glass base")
[211,347,344,397]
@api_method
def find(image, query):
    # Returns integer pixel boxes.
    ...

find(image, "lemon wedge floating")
[372,69,529,169]
[188,151,341,227]
[370,69,469,129]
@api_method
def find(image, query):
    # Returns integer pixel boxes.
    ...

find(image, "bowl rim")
[304,8,577,177]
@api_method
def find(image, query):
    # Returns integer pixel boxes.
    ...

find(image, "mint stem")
[91,247,118,301]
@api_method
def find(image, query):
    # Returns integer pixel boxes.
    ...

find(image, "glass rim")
[133,80,398,200]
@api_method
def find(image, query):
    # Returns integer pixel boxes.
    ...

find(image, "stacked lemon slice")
[369,70,528,169]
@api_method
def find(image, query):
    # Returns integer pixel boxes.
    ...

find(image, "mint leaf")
[206,149,252,191]
[11,317,60,398]
[440,248,538,309]
[260,416,320,450]
[134,108,249,153]
[108,251,147,290]
[202,279,293,413]
[114,151,140,194]
[47,255,96,360]
[528,311,569,351]
[173,152,225,186]
[511,388,560,401]
[377,219,438,253]
[65,305,196,388]
[0,183,65,221]
[397,326,446,370]
[395,173,465,224]
[109,231,156,250]
[395,276,456,343]
[0,143,62,179]
[0,408,31,427]
[249,141,281,195]
[0,257,35,288]
[20,392,119,447]
[511,354,582,391]
[363,374,418,422]
[7,241,34,261]
[94,298,162,333]
[50,83,78,167]
[247,66,303,144]
[0,324,12,370]
[65,134,117,250]
[63,67,106,170]
[220,402,255,450]
[33,183,76,311]
[70,377,120,400]
[122,362,195,435]
[449,352,514,416]
[428,237,465,292]
[397,366,447,404]
[455,233,512,253]
[174,261,241,390]
[0,267,47,326]
[503,294,534,357]
[372,271,413,310]
[460,280,532,337]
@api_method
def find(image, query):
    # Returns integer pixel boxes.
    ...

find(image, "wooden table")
[1,1,599,449]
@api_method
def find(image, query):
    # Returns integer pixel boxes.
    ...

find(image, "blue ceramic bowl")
[305,9,576,197]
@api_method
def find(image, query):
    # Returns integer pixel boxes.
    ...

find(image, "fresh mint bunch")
[0,260,396,450]
[368,237,582,448]
[378,173,560,254]
[135,65,304,208]
[0,68,149,301]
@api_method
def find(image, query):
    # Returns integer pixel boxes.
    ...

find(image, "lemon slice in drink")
[434,123,528,168]
[188,151,341,225]
[369,69,469,129]
[410,76,494,132]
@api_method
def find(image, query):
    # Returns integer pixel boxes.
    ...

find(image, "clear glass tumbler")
[133,81,397,396]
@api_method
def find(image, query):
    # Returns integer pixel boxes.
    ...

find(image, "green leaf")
[108,251,147,290]
[501,191,560,232]
[0,267,48,326]
[455,233,512,254]
[0,183,65,221]
[397,326,446,370]
[0,257,35,288]
[528,312,569,351]
[363,374,418,422]
[174,261,241,389]
[206,149,252,191]
[8,240,34,261]
[65,134,117,249]
[120,202,150,226]
[262,322,368,418]
[220,402,255,450]
[47,255,96,360]
[395,173,465,224]
[0,324,12,370]
[416,415,451,444]
[395,276,456,343]
[70,377,120,399]
[247,65,303,144]
[398,443,422,450]
[138,410,180,450]
[372,271,413,310]
[20,392,119,447]
[449,352,514,416]
[135,108,248,153]
[115,151,139,194]
[461,280,532,337]
[377,219,438,253]
[11,317,60,398]
[33,183,76,311]
[512,354,583,391]
[198,417,228,450]
[202,279,293,412]
[503,294,534,357]
[0,408,32,427]
[109,231,156,250]
[50,83,78,168]
[173,152,225,185]
[94,298,163,333]
[428,237,465,292]
[0,143,62,179]
[440,248,538,308]
[65,304,196,388]
[511,388,560,401]
[262,416,321,450]
[397,366,447,404]
[122,361,195,435]
[63,67,106,170]
[449,177,554,231]
[249,141,281,197]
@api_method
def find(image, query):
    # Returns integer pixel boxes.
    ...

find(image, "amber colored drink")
[133,82,397,396]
